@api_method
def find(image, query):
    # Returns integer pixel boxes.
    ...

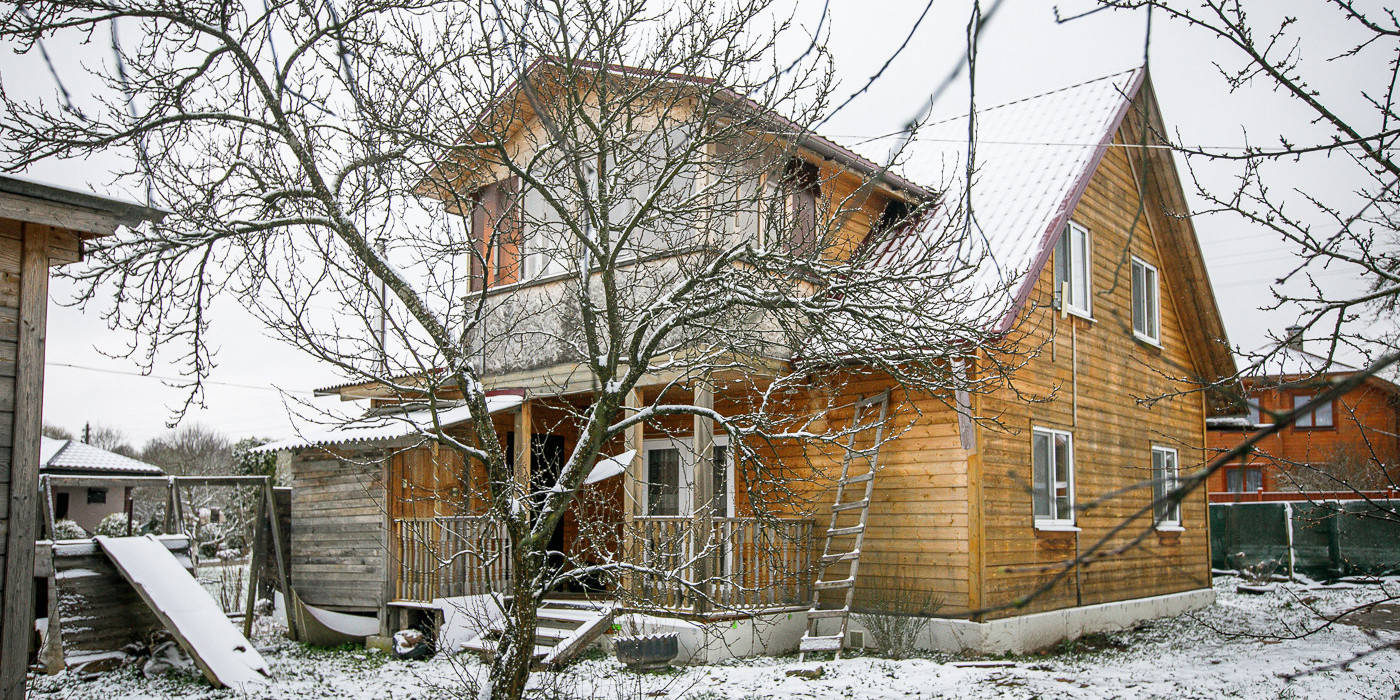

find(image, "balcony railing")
[616,516,816,612]
[392,516,512,602]
[392,514,815,611]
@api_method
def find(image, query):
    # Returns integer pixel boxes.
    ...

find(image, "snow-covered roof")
[870,68,1145,331]
[253,394,524,453]
[1242,344,1360,379]
[40,437,165,476]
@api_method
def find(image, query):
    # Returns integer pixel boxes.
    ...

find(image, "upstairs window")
[468,177,521,290]
[1054,222,1091,317]
[1293,394,1333,428]
[1152,446,1180,526]
[1245,397,1263,425]
[1032,427,1075,527]
[1131,256,1160,343]
[763,158,820,258]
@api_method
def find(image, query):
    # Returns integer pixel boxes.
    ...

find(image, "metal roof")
[253,394,524,453]
[40,437,166,476]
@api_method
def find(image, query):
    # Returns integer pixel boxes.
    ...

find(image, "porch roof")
[254,394,523,453]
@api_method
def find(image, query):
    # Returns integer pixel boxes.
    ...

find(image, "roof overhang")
[253,394,524,453]
[0,173,168,237]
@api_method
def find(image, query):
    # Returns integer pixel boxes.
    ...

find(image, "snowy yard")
[29,576,1399,699]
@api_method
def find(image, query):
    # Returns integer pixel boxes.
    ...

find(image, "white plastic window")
[1131,256,1160,343]
[1032,427,1075,527]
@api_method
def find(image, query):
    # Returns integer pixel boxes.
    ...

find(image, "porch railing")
[393,516,512,602]
[617,516,816,612]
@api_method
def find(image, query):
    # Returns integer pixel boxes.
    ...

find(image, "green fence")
[1210,500,1400,579]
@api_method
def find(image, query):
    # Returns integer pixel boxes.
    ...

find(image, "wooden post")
[623,389,644,523]
[514,397,532,504]
[243,486,268,638]
[2,223,50,700]
[692,378,715,614]
[263,481,296,640]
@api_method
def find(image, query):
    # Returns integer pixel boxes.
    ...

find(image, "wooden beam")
[692,378,715,615]
[623,389,644,523]
[1,222,50,700]
[0,195,121,237]
[513,397,532,502]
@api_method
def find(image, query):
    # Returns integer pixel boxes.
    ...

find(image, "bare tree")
[41,423,73,440]
[82,422,139,457]
[0,1,1025,696]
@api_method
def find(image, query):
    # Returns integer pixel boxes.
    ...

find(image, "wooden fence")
[393,516,512,602]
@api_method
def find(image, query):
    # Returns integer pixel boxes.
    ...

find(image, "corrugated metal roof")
[253,394,524,453]
[40,437,166,475]
[867,68,1145,331]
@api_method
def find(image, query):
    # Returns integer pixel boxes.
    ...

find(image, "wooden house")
[266,66,1234,659]
[0,175,164,700]
[1207,335,1400,498]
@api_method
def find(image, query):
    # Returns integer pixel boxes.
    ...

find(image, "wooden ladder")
[799,391,890,660]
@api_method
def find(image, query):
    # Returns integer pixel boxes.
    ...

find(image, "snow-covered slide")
[95,535,272,691]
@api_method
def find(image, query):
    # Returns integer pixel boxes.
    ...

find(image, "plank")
[96,535,271,690]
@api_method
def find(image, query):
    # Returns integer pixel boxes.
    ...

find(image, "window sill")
[1034,522,1081,533]
[1063,308,1094,323]
[1133,332,1162,349]
[1154,524,1184,533]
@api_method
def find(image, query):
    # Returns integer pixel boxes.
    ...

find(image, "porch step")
[460,602,615,668]
[840,472,873,485]
[813,578,854,590]
[826,525,864,537]
[799,634,845,653]
[831,499,869,512]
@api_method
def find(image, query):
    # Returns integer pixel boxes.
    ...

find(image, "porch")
[391,513,816,613]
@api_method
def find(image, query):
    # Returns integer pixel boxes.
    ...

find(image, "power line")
[46,361,317,395]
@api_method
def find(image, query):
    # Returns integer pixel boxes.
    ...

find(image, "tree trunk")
[488,545,538,700]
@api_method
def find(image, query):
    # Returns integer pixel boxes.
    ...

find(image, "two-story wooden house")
[264,65,1234,660]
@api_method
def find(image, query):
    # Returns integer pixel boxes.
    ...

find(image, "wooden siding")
[972,126,1213,620]
[288,448,389,612]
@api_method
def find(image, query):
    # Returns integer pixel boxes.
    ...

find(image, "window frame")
[1031,426,1077,530]
[1152,446,1182,529]
[1054,221,1093,319]
[1292,393,1334,429]
[1131,255,1161,345]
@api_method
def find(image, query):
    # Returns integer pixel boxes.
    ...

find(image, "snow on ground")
[28,576,1400,700]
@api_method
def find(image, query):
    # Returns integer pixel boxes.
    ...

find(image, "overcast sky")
[5,0,1381,446]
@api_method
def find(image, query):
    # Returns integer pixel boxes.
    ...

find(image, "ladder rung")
[799,635,844,652]
[841,473,873,485]
[814,578,854,590]
[821,550,860,563]
[826,525,864,537]
[832,499,869,512]
[805,608,848,619]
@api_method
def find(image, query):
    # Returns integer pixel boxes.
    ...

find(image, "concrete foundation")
[608,608,809,665]
[847,587,1217,655]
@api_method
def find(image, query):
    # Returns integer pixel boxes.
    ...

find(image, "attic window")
[1053,222,1091,317]
[1131,256,1160,344]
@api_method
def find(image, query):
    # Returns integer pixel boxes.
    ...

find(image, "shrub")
[94,512,134,537]
[51,519,88,540]
[851,575,945,659]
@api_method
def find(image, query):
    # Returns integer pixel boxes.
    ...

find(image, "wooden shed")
[0,175,164,700]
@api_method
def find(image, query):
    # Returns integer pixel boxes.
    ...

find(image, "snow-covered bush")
[51,519,88,540]
[94,512,133,537]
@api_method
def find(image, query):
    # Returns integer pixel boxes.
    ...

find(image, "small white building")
[39,438,165,532]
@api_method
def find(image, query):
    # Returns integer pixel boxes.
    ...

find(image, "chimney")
[1283,325,1305,352]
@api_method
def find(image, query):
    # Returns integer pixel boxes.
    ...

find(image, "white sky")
[4,0,1383,446]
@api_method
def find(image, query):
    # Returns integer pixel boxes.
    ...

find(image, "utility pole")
[83,422,90,444]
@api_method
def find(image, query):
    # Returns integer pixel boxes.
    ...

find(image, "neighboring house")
[264,65,1233,657]
[1206,333,1400,497]
[0,175,165,700]
[39,438,166,532]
